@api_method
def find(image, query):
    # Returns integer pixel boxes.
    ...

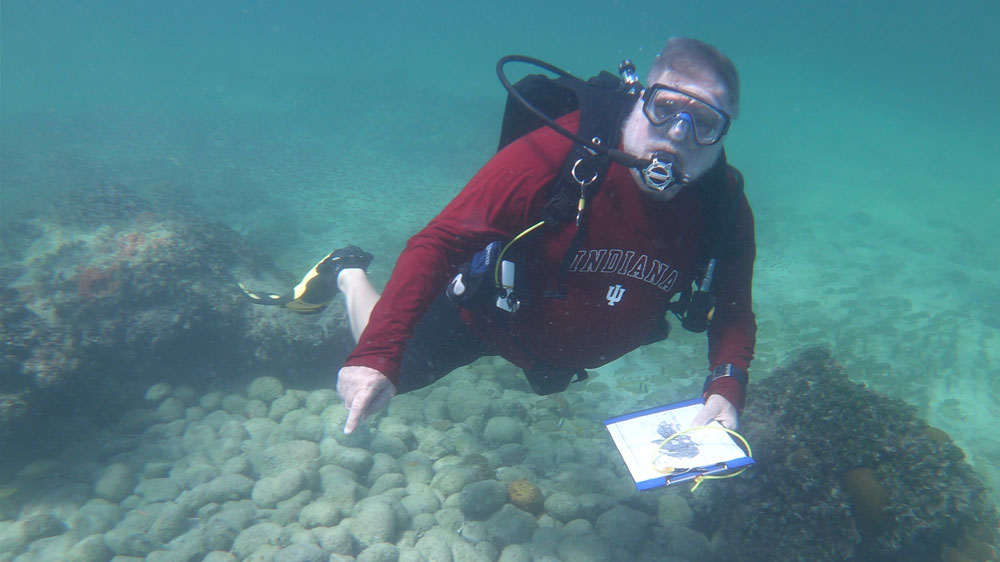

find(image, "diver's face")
[623,68,734,201]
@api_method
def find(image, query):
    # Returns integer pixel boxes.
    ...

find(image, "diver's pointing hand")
[336,366,395,434]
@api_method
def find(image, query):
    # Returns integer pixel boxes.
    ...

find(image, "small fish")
[0,487,18,500]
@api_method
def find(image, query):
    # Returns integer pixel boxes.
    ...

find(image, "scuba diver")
[242,37,756,435]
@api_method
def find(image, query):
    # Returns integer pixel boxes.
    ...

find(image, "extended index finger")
[343,387,373,434]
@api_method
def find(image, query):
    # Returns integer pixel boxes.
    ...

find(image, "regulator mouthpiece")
[642,151,679,191]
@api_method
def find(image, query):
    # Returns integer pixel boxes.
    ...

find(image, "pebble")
[93,463,135,502]
[245,398,269,418]
[351,500,397,547]
[180,473,254,511]
[557,533,613,562]
[357,541,400,562]
[204,505,254,552]
[270,393,301,420]
[320,440,374,475]
[657,490,694,527]
[445,388,490,422]
[663,524,712,561]
[415,534,452,562]
[21,513,67,541]
[305,389,337,414]
[247,376,285,402]
[483,416,523,445]
[67,534,111,562]
[67,499,121,536]
[232,521,283,560]
[135,478,181,503]
[200,392,224,410]
[544,491,583,523]
[487,504,537,548]
[299,500,342,528]
[179,422,217,454]
[459,480,508,520]
[150,501,187,543]
[251,440,320,478]
[252,468,310,508]
[155,397,186,422]
[145,382,173,402]
[594,505,651,554]
[275,542,326,562]
[400,485,440,517]
[221,394,248,415]
[313,525,354,555]
[430,464,479,496]
[318,465,362,510]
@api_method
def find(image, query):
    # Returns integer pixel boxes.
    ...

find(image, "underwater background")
[1,1,998,561]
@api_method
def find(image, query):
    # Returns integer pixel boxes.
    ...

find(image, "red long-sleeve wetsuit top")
[344,112,757,408]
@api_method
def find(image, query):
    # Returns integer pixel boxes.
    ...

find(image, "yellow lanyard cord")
[652,425,753,492]
[493,220,546,286]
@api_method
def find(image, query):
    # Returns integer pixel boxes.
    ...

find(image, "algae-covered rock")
[0,184,354,445]
[695,347,999,562]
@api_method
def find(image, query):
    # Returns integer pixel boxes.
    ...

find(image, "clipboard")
[604,398,754,491]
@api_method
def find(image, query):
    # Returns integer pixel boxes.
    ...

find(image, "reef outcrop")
[0,184,352,446]
[694,347,998,562]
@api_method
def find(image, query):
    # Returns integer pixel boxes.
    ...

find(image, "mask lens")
[643,85,729,145]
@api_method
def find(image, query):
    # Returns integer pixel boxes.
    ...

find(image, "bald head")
[648,37,740,118]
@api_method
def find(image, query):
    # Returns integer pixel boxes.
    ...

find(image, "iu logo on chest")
[567,248,680,294]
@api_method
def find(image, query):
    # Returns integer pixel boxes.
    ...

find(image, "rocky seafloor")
[0,349,996,562]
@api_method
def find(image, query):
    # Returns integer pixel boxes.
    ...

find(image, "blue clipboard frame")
[604,398,754,491]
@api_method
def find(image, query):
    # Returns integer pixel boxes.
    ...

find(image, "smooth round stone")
[357,542,399,562]
[135,478,181,503]
[245,399,269,419]
[312,525,354,556]
[67,499,121,537]
[221,394,248,416]
[460,480,507,520]
[181,423,217,454]
[200,392,224,410]
[430,464,479,496]
[21,513,67,541]
[145,382,173,402]
[594,505,651,554]
[270,394,302,420]
[252,440,320,478]
[67,533,110,562]
[247,376,285,403]
[173,385,198,404]
[305,389,337,414]
[94,463,135,502]
[185,406,207,421]
[544,491,583,523]
[350,501,397,547]
[321,440,374,476]
[156,397,186,422]
[251,468,309,508]
[232,522,283,560]
[299,500,341,528]
[276,543,326,562]
[445,388,490,422]
[150,502,187,543]
[483,416,523,445]
[293,414,324,442]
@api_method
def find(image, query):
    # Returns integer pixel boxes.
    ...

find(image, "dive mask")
[642,84,731,146]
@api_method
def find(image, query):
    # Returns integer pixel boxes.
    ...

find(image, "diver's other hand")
[690,394,739,430]
[337,365,395,434]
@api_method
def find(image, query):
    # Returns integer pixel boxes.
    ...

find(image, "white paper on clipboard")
[604,398,753,490]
